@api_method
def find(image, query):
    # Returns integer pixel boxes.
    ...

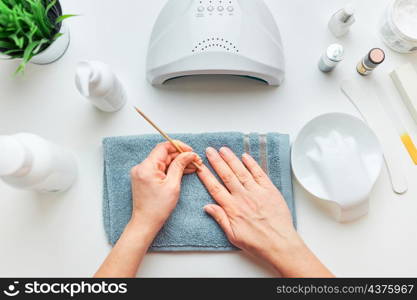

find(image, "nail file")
[377,91,417,165]
[369,79,417,165]
[391,63,417,125]
[341,80,408,195]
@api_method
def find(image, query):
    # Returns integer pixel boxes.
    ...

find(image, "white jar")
[379,0,417,53]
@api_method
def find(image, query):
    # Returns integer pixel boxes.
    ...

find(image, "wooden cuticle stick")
[134,107,202,170]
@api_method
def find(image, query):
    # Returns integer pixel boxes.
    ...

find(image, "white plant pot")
[30,22,70,65]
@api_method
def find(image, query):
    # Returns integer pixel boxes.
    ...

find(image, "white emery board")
[341,80,408,195]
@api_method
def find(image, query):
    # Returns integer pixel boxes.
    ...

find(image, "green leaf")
[23,40,40,61]
[45,0,56,14]
[14,64,25,75]
[0,31,14,39]
[10,34,24,48]
[14,39,40,75]
[0,40,14,48]
[52,32,62,40]
[27,0,50,37]
[32,37,48,54]
[4,48,22,55]
[55,14,77,24]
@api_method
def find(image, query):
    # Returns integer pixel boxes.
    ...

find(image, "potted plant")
[0,0,75,74]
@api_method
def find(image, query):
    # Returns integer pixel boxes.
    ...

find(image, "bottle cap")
[0,136,26,176]
[327,44,344,62]
[343,4,355,17]
[75,61,109,98]
[340,4,355,23]
[368,48,386,65]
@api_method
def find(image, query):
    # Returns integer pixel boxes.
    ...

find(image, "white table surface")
[1,0,417,278]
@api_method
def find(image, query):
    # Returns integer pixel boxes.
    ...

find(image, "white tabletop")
[1,0,417,277]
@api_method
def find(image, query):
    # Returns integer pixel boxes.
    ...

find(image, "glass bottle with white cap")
[318,44,344,73]
[356,48,386,76]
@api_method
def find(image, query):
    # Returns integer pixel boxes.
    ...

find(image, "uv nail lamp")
[146,0,285,86]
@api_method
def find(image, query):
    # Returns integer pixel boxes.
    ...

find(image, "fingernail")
[219,147,231,155]
[186,152,195,158]
[197,165,204,172]
[242,153,251,159]
[204,205,213,213]
[194,158,203,166]
[206,147,217,156]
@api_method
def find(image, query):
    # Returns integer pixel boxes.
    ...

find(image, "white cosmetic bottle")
[0,133,78,193]
[75,61,127,112]
[328,4,356,38]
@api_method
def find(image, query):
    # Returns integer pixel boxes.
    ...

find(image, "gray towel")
[103,132,296,251]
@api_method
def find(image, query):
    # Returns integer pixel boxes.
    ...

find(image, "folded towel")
[103,132,296,251]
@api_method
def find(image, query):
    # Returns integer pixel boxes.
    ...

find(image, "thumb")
[167,152,198,184]
[204,204,234,239]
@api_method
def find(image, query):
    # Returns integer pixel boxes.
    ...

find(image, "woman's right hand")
[197,147,333,278]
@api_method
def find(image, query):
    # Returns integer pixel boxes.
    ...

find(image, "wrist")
[261,233,310,274]
[124,216,161,246]
[263,233,333,278]
[262,232,305,262]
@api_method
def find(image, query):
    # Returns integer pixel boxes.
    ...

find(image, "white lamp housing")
[146,0,285,86]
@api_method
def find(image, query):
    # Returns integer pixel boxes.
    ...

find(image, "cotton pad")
[292,113,383,222]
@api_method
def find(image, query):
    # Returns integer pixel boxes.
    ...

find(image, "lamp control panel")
[195,0,236,17]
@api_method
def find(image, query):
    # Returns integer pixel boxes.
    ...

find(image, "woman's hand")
[130,141,201,235]
[95,141,200,278]
[198,147,333,278]
[197,147,296,260]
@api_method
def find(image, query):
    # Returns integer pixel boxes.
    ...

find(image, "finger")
[146,142,176,171]
[197,164,232,207]
[167,141,203,168]
[174,140,193,152]
[170,151,203,167]
[167,152,198,185]
[184,165,198,174]
[184,169,196,175]
[146,141,194,170]
[242,153,273,187]
[204,204,234,240]
[206,147,244,193]
[219,147,256,189]
[148,141,193,161]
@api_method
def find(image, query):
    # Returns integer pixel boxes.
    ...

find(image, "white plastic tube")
[0,133,78,193]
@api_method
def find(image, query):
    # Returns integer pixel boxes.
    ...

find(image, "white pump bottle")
[75,61,127,112]
[0,133,78,193]
[328,4,356,38]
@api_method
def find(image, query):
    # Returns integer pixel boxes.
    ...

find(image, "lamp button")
[217,6,224,12]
